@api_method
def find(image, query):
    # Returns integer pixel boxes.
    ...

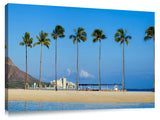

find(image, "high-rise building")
[50,77,75,89]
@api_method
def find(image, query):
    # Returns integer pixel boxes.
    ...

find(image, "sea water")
[6,100,154,112]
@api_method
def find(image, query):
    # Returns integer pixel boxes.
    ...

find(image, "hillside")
[5,57,49,88]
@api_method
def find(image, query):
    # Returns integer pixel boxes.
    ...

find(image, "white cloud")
[66,68,71,76]
[80,70,94,78]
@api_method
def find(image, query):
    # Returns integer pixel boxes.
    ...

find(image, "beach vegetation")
[51,25,65,91]
[114,29,132,91]
[92,29,107,91]
[19,32,33,90]
[144,26,155,92]
[69,27,87,90]
[33,30,51,90]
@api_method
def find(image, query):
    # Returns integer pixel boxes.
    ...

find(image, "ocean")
[126,89,153,92]
[6,100,154,112]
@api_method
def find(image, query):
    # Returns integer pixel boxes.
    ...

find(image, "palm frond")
[78,28,87,42]
[120,40,124,45]
[43,32,49,39]
[77,28,85,37]
[93,37,98,43]
[59,34,65,38]
[44,38,51,42]
[115,38,121,42]
[69,35,76,39]
[117,29,124,35]
[92,29,100,37]
[144,36,152,41]
[125,35,132,40]
[51,33,56,37]
[145,26,154,34]
[115,32,121,38]
[80,36,87,42]
[36,35,41,41]
[23,37,27,43]
[78,27,85,33]
[55,25,64,32]
[92,29,106,42]
[36,30,50,48]
[101,35,107,39]
[20,32,33,47]
[70,28,87,44]
[43,42,51,49]
[28,37,33,45]
[28,45,32,48]
[73,38,76,44]
[81,31,87,37]
[39,30,48,41]
[33,42,41,47]
[125,40,129,46]
[39,30,43,39]
[115,28,131,46]
[52,25,65,39]
[19,42,24,46]
[144,26,155,41]
[101,29,103,36]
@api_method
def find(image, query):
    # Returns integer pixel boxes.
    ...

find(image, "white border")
[0,0,160,120]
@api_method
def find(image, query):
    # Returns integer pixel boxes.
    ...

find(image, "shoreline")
[6,89,155,103]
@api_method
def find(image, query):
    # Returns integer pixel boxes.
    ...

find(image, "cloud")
[80,70,94,78]
[66,68,71,76]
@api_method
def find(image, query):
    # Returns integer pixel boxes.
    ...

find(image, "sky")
[6,3,154,89]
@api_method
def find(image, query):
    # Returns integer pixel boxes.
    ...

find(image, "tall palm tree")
[114,29,132,91]
[51,25,65,91]
[19,32,33,89]
[92,29,107,91]
[69,28,87,90]
[33,30,51,90]
[144,26,155,92]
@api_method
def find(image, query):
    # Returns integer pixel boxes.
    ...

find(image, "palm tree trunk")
[25,101,27,111]
[6,100,9,111]
[38,101,40,111]
[55,38,57,91]
[39,44,42,90]
[77,39,79,91]
[153,37,155,92]
[122,41,125,91]
[25,45,27,90]
[99,40,101,91]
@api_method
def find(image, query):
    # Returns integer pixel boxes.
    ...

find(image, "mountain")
[5,57,49,88]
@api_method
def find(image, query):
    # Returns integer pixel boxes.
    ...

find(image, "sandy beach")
[6,89,154,103]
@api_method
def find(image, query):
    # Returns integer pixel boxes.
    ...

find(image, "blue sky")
[6,4,154,89]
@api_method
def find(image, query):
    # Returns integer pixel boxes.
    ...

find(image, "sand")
[6,89,154,103]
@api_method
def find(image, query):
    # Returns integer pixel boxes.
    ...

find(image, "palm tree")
[51,25,65,91]
[69,28,87,90]
[114,29,132,91]
[92,29,107,91]
[144,26,155,92]
[19,32,33,89]
[33,30,51,90]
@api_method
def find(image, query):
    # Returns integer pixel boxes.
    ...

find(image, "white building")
[33,83,37,89]
[114,84,118,91]
[50,77,75,89]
